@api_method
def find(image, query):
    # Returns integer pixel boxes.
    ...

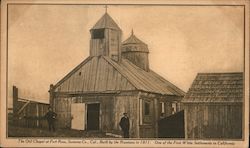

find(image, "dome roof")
[122,30,149,53]
[91,13,121,30]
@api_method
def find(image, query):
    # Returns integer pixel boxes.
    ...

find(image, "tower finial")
[131,29,134,35]
[105,5,108,13]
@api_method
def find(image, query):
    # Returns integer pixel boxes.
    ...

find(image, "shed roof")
[53,56,185,96]
[91,13,121,30]
[182,72,243,103]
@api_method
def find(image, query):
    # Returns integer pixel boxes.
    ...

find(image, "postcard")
[0,0,249,147]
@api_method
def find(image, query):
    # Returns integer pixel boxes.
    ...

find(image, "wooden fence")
[12,86,50,128]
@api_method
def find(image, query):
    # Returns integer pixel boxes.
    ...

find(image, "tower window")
[92,29,105,39]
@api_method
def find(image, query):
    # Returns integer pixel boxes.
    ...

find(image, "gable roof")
[53,56,185,96]
[182,72,243,103]
[91,13,121,30]
[53,56,136,93]
[104,57,185,96]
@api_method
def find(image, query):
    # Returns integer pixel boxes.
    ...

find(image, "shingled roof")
[182,72,243,103]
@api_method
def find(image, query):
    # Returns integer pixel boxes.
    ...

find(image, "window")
[160,102,165,113]
[91,29,105,39]
[144,102,150,115]
[171,102,177,114]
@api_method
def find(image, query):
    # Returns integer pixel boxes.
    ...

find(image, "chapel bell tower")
[89,12,122,61]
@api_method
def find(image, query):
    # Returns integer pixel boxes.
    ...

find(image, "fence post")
[49,84,54,109]
[13,86,18,115]
[13,86,19,126]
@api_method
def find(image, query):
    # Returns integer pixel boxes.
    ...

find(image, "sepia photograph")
[0,0,249,147]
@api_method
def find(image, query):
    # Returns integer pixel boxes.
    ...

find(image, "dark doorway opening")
[158,110,185,138]
[87,103,100,130]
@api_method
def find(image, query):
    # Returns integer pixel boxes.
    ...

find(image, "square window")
[92,29,105,39]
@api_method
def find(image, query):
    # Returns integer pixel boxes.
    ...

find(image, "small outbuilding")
[182,72,243,139]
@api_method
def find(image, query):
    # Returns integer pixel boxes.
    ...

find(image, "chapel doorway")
[87,103,100,130]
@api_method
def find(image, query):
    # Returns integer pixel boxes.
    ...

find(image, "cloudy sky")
[7,4,244,106]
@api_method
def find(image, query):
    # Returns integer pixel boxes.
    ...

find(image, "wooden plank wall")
[108,29,120,58]
[12,86,49,128]
[90,39,106,56]
[54,97,73,128]
[184,103,242,139]
[90,29,120,58]
[15,102,49,128]
[54,95,124,134]
[113,95,139,138]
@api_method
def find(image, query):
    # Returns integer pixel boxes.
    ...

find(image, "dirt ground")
[8,125,114,138]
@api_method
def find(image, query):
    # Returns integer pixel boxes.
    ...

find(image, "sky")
[7,4,244,107]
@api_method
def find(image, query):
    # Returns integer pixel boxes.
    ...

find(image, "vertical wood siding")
[54,94,139,138]
[90,39,105,56]
[113,95,139,138]
[185,103,242,139]
[108,29,120,58]
[14,101,49,128]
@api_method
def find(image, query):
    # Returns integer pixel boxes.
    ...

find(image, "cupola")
[121,30,149,71]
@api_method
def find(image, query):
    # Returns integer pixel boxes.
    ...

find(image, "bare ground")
[8,125,114,138]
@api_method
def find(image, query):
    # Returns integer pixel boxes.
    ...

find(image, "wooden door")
[71,103,85,130]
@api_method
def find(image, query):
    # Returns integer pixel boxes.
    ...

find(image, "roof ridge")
[121,59,171,94]
[103,57,173,95]
[54,56,187,96]
[104,56,188,95]
[101,56,139,90]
